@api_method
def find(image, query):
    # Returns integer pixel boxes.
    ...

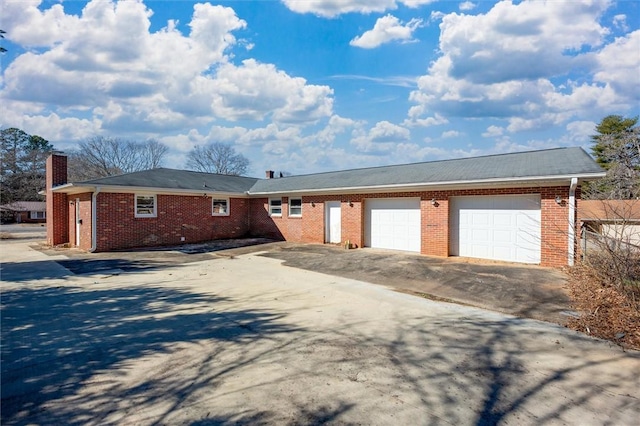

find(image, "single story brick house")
[46,147,605,267]
[1,201,47,223]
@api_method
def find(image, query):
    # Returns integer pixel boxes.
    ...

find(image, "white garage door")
[450,195,541,264]
[365,198,421,252]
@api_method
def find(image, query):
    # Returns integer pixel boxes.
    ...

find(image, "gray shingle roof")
[76,168,258,193]
[63,147,604,196]
[0,201,46,212]
[249,147,604,194]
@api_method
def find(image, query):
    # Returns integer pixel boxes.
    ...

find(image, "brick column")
[46,154,69,246]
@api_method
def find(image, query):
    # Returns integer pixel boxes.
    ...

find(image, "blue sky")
[1,0,639,177]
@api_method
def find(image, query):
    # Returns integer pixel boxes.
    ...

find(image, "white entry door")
[450,195,541,263]
[75,198,80,247]
[365,198,421,252]
[325,201,341,243]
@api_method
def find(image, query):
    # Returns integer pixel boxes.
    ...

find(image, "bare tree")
[68,137,168,181]
[186,142,249,176]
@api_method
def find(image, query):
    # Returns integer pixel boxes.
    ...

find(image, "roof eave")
[51,183,250,197]
[248,172,607,196]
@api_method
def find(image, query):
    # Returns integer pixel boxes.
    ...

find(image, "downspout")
[90,187,101,252]
[568,178,578,266]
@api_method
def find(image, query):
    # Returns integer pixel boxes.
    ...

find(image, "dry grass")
[566,262,640,350]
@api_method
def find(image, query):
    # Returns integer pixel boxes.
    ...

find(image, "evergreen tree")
[0,128,55,204]
[587,115,639,199]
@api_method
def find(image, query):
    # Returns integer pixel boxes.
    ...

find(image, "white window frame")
[30,211,46,219]
[135,194,157,218]
[269,198,282,216]
[212,198,230,216]
[289,198,302,217]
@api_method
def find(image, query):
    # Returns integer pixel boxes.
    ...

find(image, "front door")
[325,201,341,244]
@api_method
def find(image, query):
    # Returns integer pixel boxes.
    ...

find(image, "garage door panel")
[366,198,421,252]
[450,195,541,264]
[493,230,513,243]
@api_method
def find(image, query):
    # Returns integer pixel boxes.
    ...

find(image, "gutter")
[90,187,101,252]
[51,183,249,198]
[568,178,578,266]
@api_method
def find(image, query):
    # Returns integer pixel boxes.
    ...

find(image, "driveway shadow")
[1,285,298,425]
[0,258,179,282]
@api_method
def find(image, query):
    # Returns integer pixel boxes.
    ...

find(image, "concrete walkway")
[1,242,639,425]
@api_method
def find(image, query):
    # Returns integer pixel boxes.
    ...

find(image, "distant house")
[46,147,605,267]
[0,201,47,224]
[580,200,640,247]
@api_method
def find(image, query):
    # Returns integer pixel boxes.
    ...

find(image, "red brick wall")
[248,186,579,267]
[14,211,46,223]
[46,154,68,246]
[248,198,286,240]
[94,194,250,251]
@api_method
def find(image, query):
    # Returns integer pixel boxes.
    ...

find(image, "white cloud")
[209,59,333,123]
[281,0,436,18]
[1,1,334,140]
[401,0,437,8]
[482,125,503,138]
[565,120,596,144]
[350,15,422,49]
[407,0,637,133]
[351,121,410,154]
[404,111,448,127]
[441,130,461,139]
[459,2,476,12]
[315,115,363,147]
[593,30,640,103]
[613,14,629,32]
[437,1,610,85]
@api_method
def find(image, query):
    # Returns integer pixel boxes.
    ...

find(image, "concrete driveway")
[34,240,571,324]
[259,244,572,324]
[2,242,639,425]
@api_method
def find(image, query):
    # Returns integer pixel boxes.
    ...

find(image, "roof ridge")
[77,167,257,184]
[267,146,580,180]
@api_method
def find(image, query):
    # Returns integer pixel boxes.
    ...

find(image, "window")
[212,198,229,216]
[135,194,157,217]
[30,211,46,219]
[269,198,282,216]
[289,198,302,217]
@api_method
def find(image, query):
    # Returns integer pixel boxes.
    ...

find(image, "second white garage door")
[450,195,541,264]
[365,198,421,252]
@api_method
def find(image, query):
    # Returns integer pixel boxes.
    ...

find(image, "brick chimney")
[46,153,69,246]
[265,170,274,179]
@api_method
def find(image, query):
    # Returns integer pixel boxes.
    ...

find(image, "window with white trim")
[135,194,157,218]
[30,211,46,219]
[269,198,282,216]
[212,198,229,216]
[289,198,302,217]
